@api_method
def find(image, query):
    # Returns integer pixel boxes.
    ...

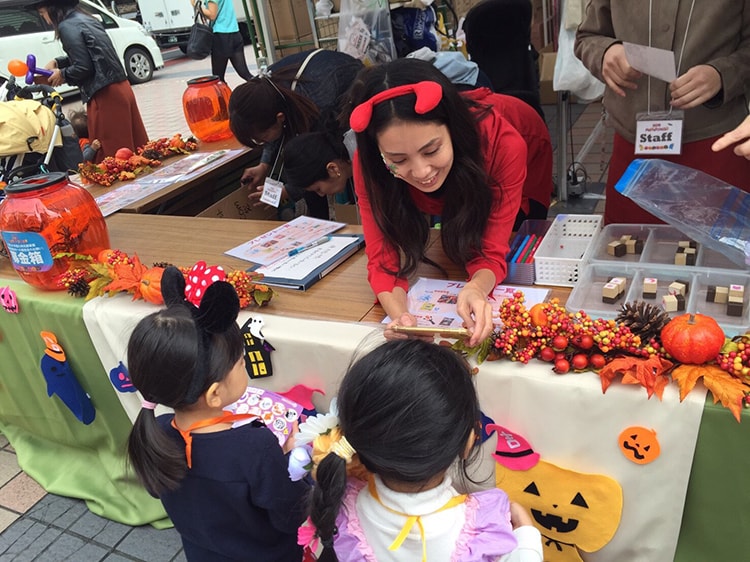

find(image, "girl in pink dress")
[306,339,542,562]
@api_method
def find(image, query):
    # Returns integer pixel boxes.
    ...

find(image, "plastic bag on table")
[338,0,397,65]
[615,158,750,267]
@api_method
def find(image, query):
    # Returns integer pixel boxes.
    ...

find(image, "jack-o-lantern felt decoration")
[619,426,660,465]
[496,461,623,562]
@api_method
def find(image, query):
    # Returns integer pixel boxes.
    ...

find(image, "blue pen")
[288,235,332,257]
[510,234,531,263]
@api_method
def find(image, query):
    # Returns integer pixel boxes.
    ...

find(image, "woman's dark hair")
[125,304,244,495]
[228,76,320,147]
[348,58,495,278]
[68,109,88,139]
[310,339,481,560]
[40,2,86,37]
[284,132,350,191]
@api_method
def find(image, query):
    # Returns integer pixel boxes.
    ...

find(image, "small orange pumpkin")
[660,313,725,364]
[139,267,164,305]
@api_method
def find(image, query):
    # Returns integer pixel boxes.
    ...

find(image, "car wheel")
[124,47,153,84]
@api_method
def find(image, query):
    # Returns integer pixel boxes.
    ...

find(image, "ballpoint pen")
[288,235,332,256]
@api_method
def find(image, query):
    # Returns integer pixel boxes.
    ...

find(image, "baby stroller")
[0,73,83,187]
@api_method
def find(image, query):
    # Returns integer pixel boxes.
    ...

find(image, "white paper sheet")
[224,215,346,265]
[623,42,677,82]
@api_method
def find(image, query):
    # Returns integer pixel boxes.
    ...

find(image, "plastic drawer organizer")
[533,214,603,287]
[566,223,750,335]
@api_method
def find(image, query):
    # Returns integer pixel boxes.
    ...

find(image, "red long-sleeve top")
[354,96,527,297]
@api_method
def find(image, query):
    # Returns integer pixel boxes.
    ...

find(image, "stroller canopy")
[0,99,61,158]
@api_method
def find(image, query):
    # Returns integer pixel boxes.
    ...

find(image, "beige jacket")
[574,0,750,143]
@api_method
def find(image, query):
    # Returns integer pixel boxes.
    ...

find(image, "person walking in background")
[34,0,148,162]
[190,0,254,83]
[306,339,543,561]
[574,0,750,225]
[69,109,100,162]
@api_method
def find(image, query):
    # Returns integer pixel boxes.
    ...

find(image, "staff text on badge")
[635,117,683,156]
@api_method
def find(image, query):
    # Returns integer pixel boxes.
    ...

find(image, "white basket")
[534,214,603,287]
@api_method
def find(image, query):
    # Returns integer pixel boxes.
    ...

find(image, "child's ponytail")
[127,405,186,496]
[309,451,349,562]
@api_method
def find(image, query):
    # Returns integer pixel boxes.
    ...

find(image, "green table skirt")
[0,280,168,527]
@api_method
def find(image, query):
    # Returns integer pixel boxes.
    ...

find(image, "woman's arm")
[191,0,218,21]
[458,269,496,347]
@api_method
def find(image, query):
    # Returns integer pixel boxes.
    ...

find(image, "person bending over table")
[285,85,552,232]
[347,58,526,348]
[228,49,363,220]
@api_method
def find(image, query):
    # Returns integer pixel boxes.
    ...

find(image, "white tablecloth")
[83,294,706,562]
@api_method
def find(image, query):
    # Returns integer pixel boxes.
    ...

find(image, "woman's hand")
[456,282,493,347]
[712,115,750,159]
[47,68,64,87]
[509,501,534,529]
[601,43,642,97]
[384,312,433,342]
[670,65,721,109]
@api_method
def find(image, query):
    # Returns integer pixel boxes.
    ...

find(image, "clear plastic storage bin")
[533,214,602,287]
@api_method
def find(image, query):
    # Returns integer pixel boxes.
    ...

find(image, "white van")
[0,0,164,96]
[103,0,255,51]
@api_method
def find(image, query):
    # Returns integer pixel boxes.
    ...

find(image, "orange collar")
[171,411,256,468]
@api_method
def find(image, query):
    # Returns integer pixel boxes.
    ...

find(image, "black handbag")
[186,2,213,60]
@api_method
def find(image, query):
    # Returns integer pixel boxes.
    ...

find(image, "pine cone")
[67,278,90,298]
[616,301,671,344]
[152,261,173,269]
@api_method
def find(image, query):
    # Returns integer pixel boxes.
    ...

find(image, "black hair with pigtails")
[308,339,482,558]
[126,267,243,495]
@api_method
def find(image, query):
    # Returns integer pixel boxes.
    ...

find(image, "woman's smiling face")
[376,120,454,193]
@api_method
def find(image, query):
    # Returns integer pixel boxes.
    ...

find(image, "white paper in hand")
[623,42,677,82]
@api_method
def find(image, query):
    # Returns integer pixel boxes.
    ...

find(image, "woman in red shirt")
[349,59,526,347]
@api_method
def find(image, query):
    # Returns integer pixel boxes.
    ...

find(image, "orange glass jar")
[0,172,110,290]
[182,75,234,143]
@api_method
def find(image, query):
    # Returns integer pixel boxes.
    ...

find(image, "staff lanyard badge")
[260,139,285,207]
[635,109,684,156]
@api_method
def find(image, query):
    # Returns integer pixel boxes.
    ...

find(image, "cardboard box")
[539,49,557,105]
[197,186,278,221]
[333,203,361,225]
[197,186,362,225]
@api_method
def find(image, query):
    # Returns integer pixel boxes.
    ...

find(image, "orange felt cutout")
[618,426,660,465]
[495,460,623,562]
[41,331,66,362]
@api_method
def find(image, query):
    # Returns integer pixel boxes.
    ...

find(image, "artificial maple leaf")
[619,355,674,399]
[597,355,673,397]
[101,254,148,298]
[672,364,748,422]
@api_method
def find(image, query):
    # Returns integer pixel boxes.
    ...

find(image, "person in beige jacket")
[574,0,750,224]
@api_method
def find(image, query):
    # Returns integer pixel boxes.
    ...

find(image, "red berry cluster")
[716,334,750,382]
[138,134,198,160]
[224,270,274,309]
[487,292,651,372]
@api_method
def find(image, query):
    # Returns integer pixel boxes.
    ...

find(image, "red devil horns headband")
[349,81,443,133]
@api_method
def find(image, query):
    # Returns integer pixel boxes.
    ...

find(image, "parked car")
[0,0,164,96]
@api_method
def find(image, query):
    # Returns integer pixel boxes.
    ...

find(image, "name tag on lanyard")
[635,110,684,155]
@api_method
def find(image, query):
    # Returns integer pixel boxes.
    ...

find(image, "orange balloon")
[8,59,28,77]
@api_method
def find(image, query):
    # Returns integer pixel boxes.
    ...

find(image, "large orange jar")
[0,172,110,290]
[182,75,234,142]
